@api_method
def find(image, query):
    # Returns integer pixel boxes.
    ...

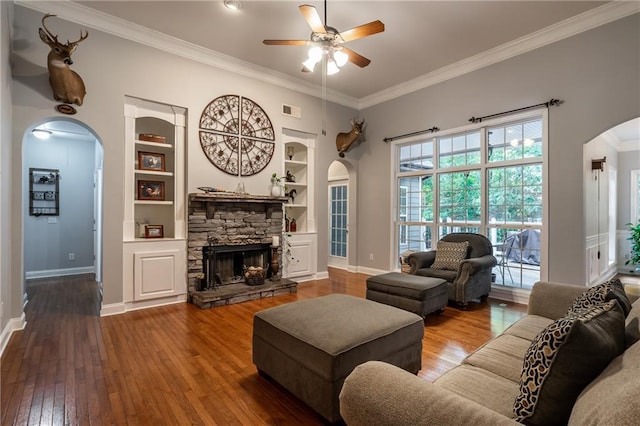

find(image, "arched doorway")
[22,118,104,300]
[583,117,640,284]
[327,159,357,271]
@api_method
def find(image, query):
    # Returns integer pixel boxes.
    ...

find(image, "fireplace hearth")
[188,193,297,308]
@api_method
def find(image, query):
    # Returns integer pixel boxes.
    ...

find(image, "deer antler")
[41,13,60,44]
[68,29,88,47]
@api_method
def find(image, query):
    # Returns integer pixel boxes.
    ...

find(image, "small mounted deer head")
[336,118,365,158]
[39,13,88,107]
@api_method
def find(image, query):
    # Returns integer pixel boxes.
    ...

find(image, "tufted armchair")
[407,233,496,309]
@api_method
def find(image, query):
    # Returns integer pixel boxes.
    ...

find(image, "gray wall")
[9,5,357,311]
[23,132,96,274]
[1,1,16,336]
[358,14,640,286]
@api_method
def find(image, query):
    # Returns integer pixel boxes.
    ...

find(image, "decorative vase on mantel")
[271,183,284,197]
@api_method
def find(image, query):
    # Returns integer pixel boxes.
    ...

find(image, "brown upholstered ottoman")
[252,294,424,423]
[366,272,448,317]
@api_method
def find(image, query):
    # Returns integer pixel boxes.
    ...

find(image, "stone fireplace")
[187,193,297,308]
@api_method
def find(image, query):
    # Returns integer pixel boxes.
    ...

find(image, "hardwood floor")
[1,270,526,425]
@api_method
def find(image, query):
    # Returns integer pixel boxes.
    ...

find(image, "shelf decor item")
[144,224,164,239]
[138,180,165,201]
[139,133,166,143]
[29,168,60,216]
[138,151,165,172]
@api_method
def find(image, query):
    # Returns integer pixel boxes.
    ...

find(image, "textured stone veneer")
[187,193,287,294]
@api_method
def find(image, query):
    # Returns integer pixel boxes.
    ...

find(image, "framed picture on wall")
[138,151,165,172]
[145,224,164,238]
[137,180,165,201]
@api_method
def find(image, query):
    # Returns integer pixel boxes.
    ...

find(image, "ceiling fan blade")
[339,20,385,42]
[263,40,309,46]
[341,47,371,68]
[299,5,326,34]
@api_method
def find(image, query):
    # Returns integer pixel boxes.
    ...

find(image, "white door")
[328,183,348,269]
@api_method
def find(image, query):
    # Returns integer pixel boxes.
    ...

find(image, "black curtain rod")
[383,126,439,143]
[469,98,562,123]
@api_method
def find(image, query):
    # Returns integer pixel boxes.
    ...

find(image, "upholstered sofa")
[408,233,496,308]
[340,280,640,425]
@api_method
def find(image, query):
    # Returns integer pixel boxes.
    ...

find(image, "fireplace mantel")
[189,192,288,219]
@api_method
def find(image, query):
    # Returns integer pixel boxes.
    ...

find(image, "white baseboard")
[314,271,329,280]
[355,266,390,277]
[101,294,186,317]
[26,266,95,280]
[0,313,26,357]
[490,285,531,305]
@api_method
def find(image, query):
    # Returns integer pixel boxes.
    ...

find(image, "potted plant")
[626,221,640,270]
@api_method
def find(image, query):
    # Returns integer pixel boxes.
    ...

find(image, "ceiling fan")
[263,1,384,74]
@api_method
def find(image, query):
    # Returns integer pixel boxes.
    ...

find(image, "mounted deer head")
[39,13,88,106]
[336,118,365,158]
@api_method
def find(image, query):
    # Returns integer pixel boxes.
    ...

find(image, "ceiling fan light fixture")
[327,58,340,75]
[333,49,348,67]
[302,57,318,72]
[308,45,323,61]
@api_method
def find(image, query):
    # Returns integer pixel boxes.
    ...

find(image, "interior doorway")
[327,160,357,271]
[22,118,104,299]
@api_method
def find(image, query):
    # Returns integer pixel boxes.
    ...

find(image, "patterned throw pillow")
[568,278,632,317]
[513,300,625,425]
[431,241,469,271]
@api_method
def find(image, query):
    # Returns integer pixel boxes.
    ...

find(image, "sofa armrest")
[527,281,587,319]
[340,361,520,426]
[407,251,436,273]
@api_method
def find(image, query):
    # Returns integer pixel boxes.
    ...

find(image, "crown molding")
[15,0,360,109]
[358,1,640,110]
[16,1,639,111]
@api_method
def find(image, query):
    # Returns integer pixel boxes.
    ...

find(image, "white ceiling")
[22,1,638,143]
[66,0,616,102]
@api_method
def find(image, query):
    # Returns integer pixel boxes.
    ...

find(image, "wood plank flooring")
[1,270,526,425]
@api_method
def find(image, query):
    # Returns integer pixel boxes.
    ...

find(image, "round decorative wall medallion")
[199,95,275,176]
[55,104,77,115]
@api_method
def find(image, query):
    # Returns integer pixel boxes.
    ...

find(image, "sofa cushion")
[414,268,458,282]
[502,315,554,341]
[513,300,625,425]
[435,364,519,418]
[569,339,640,426]
[624,298,640,348]
[568,278,632,317]
[463,334,531,383]
[431,241,469,271]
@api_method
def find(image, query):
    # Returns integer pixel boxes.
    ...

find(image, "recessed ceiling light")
[224,0,241,10]
[32,129,52,140]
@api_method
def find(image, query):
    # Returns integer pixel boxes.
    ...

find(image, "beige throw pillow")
[431,241,469,271]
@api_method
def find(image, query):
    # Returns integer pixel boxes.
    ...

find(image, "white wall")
[1,0,19,351]
[618,149,640,265]
[9,5,357,317]
[358,13,640,286]
[23,131,96,276]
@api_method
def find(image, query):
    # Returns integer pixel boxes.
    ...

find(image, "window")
[330,185,348,258]
[395,114,546,289]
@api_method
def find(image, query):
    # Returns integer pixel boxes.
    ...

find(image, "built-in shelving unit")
[122,97,187,308]
[282,129,317,281]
